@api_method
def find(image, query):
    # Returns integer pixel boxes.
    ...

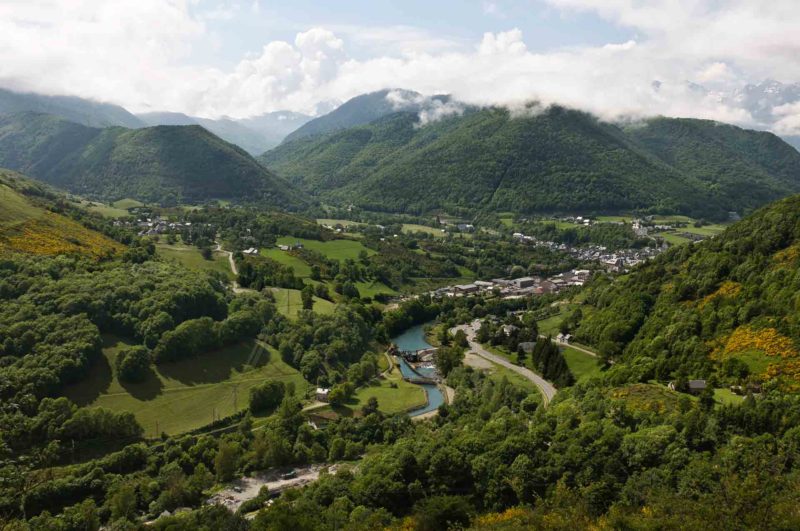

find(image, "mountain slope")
[262,105,800,218]
[138,111,311,154]
[0,87,144,128]
[282,89,419,143]
[0,169,124,257]
[576,194,800,390]
[0,112,308,207]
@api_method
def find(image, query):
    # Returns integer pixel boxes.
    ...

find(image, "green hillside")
[262,105,800,219]
[0,112,309,207]
[574,194,800,391]
[0,169,124,258]
[0,87,144,128]
[282,89,420,143]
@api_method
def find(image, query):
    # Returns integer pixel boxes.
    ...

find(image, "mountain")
[689,79,800,152]
[575,193,800,390]
[138,110,311,155]
[0,112,309,208]
[261,104,800,219]
[281,89,423,144]
[0,87,144,128]
[0,168,124,257]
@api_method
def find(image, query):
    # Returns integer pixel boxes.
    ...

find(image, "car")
[233,486,242,493]
[280,470,297,480]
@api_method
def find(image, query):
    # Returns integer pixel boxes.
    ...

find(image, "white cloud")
[1,0,800,133]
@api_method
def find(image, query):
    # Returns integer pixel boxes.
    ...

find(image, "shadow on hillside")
[157,341,258,386]
[62,350,114,406]
[120,366,164,401]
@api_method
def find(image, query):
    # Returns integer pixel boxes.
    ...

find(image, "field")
[401,224,447,237]
[276,236,375,261]
[271,287,336,318]
[714,388,744,405]
[355,280,398,298]
[681,223,727,237]
[562,347,603,382]
[315,358,426,417]
[156,242,233,279]
[498,213,515,228]
[63,337,311,436]
[596,215,634,223]
[537,304,576,336]
[655,232,693,246]
[0,183,41,228]
[260,248,313,277]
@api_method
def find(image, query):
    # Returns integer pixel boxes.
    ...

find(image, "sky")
[1,0,800,134]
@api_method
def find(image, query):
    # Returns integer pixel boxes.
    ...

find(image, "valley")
[3,84,800,530]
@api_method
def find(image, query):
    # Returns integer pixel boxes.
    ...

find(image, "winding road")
[215,242,251,294]
[453,320,558,406]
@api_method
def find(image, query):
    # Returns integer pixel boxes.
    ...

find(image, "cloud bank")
[1,0,800,134]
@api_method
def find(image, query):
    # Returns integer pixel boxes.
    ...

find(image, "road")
[548,336,598,358]
[453,320,557,406]
[215,242,251,294]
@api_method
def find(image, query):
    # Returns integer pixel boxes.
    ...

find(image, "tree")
[214,440,241,482]
[249,381,285,414]
[116,346,151,383]
[434,345,464,377]
[361,396,379,416]
[413,495,472,531]
[301,284,314,310]
[108,482,137,522]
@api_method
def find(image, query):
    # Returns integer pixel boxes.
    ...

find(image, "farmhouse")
[455,283,479,294]
[316,388,331,402]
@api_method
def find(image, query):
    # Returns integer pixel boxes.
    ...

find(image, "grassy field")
[260,248,313,277]
[537,304,576,336]
[63,337,311,436]
[0,183,42,228]
[498,213,515,228]
[714,388,744,405]
[681,224,727,237]
[315,358,426,417]
[355,280,398,298]
[655,232,693,246]
[156,242,233,279]
[562,347,603,382]
[401,224,447,237]
[596,215,634,223]
[271,287,336,318]
[276,236,375,261]
[113,198,144,209]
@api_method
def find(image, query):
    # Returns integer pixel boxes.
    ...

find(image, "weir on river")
[390,324,445,417]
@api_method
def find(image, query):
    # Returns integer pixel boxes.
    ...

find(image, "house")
[556,333,572,343]
[457,223,475,232]
[454,283,479,294]
[243,247,259,255]
[502,324,519,336]
[668,379,707,394]
[316,388,331,402]
[518,342,536,354]
[511,276,536,289]
[688,380,707,394]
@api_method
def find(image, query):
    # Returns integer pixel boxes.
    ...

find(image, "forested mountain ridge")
[261,105,800,219]
[0,112,310,207]
[0,87,144,128]
[281,89,424,144]
[575,193,800,390]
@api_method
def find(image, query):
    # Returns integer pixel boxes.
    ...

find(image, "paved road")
[454,320,557,406]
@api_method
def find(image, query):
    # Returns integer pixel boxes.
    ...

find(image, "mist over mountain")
[0,87,144,128]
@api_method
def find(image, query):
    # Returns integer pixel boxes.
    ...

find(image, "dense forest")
[261,105,800,219]
[573,194,800,392]
[0,112,309,207]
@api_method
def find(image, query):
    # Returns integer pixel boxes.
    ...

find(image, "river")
[390,324,445,417]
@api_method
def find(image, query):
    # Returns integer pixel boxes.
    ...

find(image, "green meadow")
[63,337,310,436]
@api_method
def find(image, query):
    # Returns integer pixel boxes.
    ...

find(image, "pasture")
[63,337,311,436]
